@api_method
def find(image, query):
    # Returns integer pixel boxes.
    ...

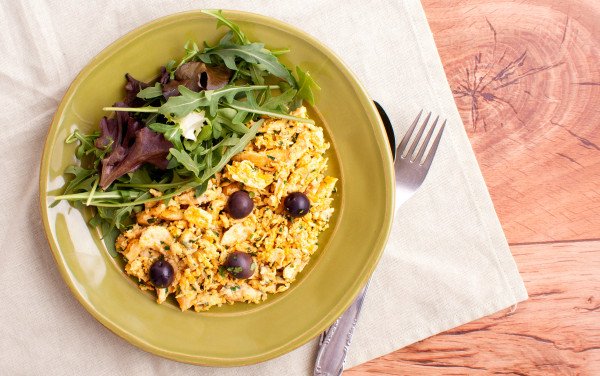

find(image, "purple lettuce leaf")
[161,62,231,98]
[99,126,173,189]
[124,74,151,107]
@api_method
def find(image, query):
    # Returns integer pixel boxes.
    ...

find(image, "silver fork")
[394,110,446,210]
[314,110,446,376]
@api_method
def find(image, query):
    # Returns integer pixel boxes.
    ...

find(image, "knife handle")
[313,283,370,376]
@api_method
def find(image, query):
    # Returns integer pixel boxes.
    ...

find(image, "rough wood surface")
[348,0,600,374]
[348,241,600,375]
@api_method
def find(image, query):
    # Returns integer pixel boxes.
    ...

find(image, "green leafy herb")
[227,266,243,275]
[262,88,297,112]
[199,42,294,85]
[201,10,250,44]
[148,122,183,150]
[293,67,320,106]
[169,148,200,176]
[137,83,163,99]
[227,100,314,124]
[158,84,277,118]
[200,119,263,179]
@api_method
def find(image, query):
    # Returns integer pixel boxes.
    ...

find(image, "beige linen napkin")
[0,0,527,374]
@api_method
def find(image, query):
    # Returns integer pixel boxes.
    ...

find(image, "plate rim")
[39,9,395,366]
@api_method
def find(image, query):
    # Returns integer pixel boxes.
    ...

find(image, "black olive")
[284,192,311,218]
[227,190,254,219]
[224,251,255,279]
[149,259,174,288]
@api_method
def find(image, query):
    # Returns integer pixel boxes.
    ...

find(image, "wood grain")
[348,0,600,374]
[348,240,600,375]
[423,0,600,244]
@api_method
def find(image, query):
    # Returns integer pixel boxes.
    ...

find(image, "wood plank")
[348,240,600,375]
[420,0,600,243]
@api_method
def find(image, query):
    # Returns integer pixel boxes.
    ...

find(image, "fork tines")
[397,110,446,167]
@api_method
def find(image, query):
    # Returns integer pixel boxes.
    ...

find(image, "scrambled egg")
[115,107,338,311]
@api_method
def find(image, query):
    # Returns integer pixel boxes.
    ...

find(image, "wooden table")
[348,1,600,374]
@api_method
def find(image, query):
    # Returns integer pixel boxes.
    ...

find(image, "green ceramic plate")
[39,10,394,366]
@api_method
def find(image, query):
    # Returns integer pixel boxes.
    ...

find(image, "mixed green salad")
[53,10,319,255]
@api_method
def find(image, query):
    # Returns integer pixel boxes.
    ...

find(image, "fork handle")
[313,101,394,375]
[313,283,370,376]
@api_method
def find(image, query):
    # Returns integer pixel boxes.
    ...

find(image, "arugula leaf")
[249,64,266,85]
[201,10,250,44]
[113,191,151,229]
[195,180,209,197]
[212,120,223,139]
[165,59,177,77]
[205,85,261,117]
[158,84,276,118]
[212,108,250,134]
[201,119,263,180]
[127,169,153,185]
[159,86,210,118]
[66,130,101,161]
[100,220,120,257]
[137,83,163,99]
[232,109,249,125]
[62,165,98,195]
[169,148,199,176]
[197,122,212,141]
[270,48,290,56]
[192,134,239,158]
[226,100,315,124]
[262,88,297,112]
[294,66,320,106]
[148,122,183,150]
[199,42,294,85]
[174,40,200,73]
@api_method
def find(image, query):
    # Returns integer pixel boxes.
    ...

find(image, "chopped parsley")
[267,155,275,160]
[226,266,243,274]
